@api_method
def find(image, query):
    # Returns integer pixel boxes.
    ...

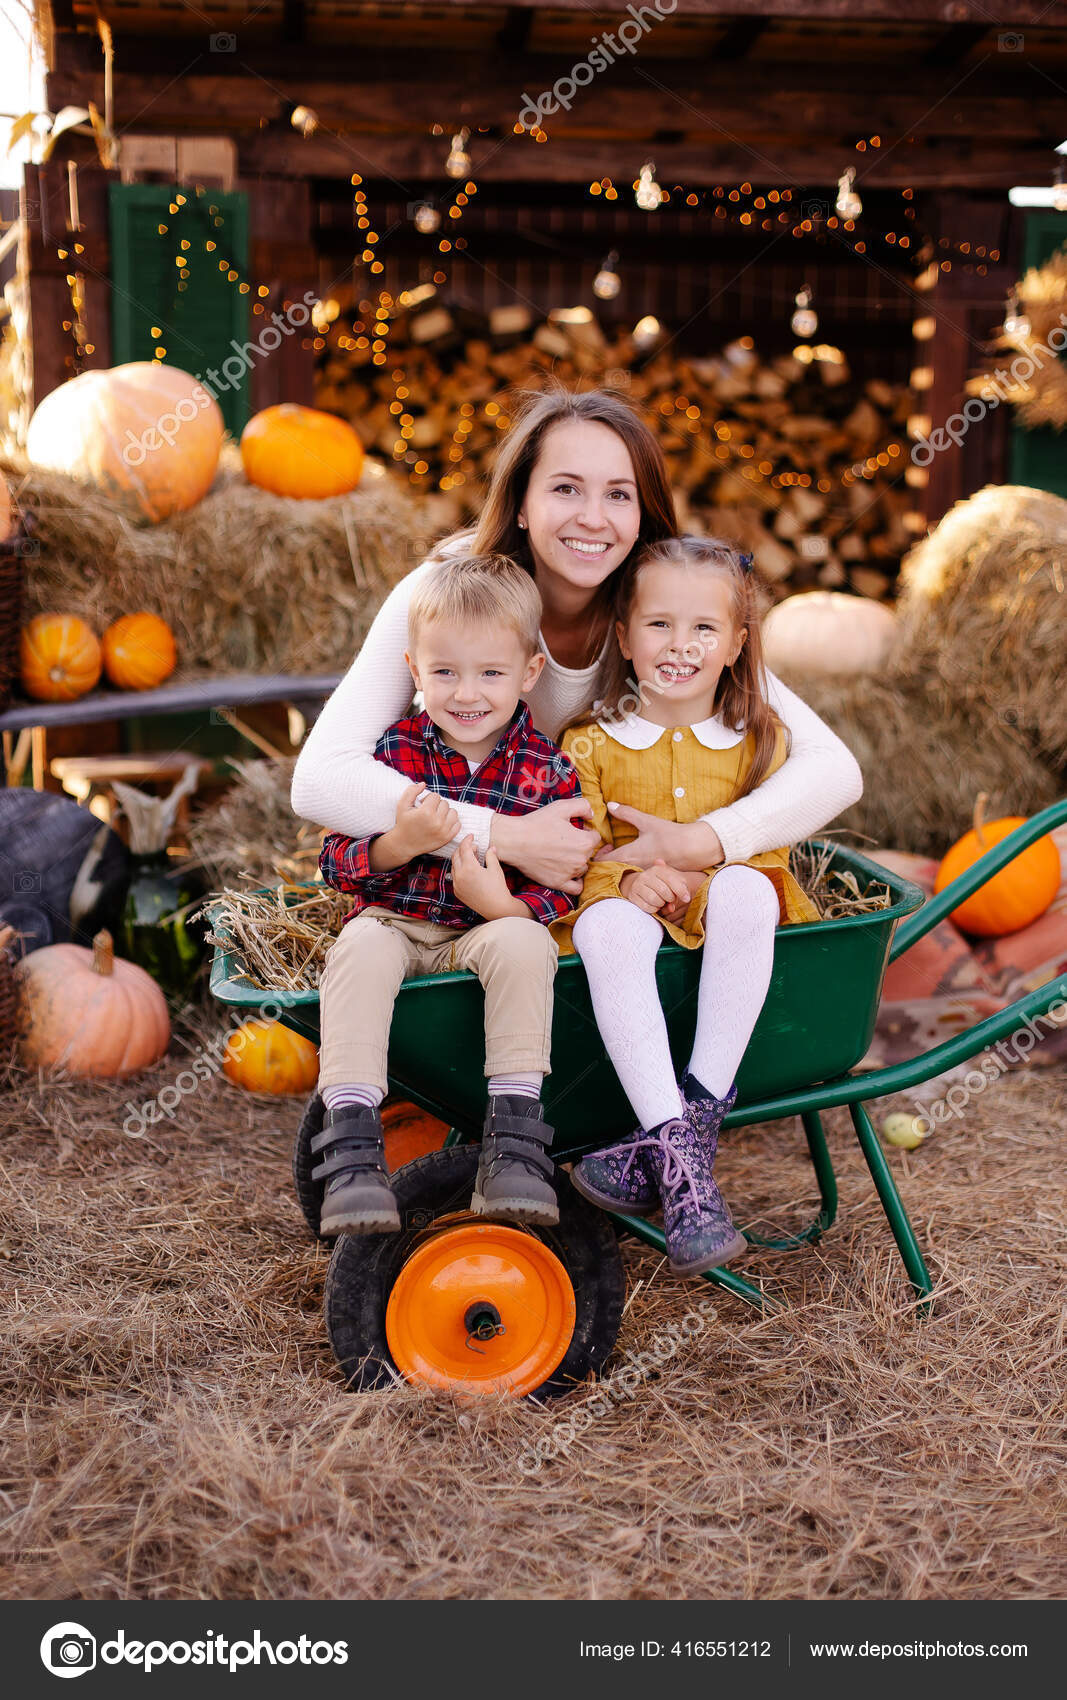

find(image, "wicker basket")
[0,529,26,716]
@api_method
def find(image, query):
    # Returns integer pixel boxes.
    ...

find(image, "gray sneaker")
[312,1105,401,1235]
[470,1095,559,1226]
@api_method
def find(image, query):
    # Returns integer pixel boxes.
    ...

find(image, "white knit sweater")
[291,552,863,863]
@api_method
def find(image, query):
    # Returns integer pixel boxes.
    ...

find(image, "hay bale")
[778,669,1059,857]
[183,757,322,890]
[1,447,438,677]
[894,485,1067,770]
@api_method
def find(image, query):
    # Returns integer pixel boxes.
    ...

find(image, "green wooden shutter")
[109,183,251,437]
[1009,211,1067,499]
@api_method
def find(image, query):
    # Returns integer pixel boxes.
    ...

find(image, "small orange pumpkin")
[102,611,177,691]
[15,929,170,1077]
[382,1100,449,1172]
[240,404,364,500]
[20,612,102,701]
[935,793,1061,937]
[222,1018,319,1094]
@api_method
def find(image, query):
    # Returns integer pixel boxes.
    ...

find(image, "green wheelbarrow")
[209,802,1067,1401]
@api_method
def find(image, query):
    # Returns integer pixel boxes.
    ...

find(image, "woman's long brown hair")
[575,534,782,802]
[431,384,678,693]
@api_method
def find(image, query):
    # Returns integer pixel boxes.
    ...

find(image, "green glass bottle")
[120,850,206,1003]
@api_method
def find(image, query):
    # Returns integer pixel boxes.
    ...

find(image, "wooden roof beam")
[234,128,1056,187]
[496,7,533,54]
[46,56,1065,141]
[713,18,771,60]
[923,22,990,65]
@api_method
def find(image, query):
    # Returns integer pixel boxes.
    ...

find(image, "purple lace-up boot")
[571,1127,660,1216]
[656,1078,746,1274]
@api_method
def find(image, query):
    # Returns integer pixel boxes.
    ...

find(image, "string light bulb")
[791,285,818,338]
[1053,159,1067,213]
[290,105,319,137]
[836,167,863,221]
[446,129,471,179]
[593,250,621,299]
[632,314,662,348]
[1003,288,1031,339]
[413,202,441,233]
[635,162,663,211]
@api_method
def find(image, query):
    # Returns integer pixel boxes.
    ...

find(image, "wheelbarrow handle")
[888,796,1067,963]
[726,969,1067,1126]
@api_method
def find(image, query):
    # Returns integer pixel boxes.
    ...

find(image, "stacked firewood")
[315,293,914,599]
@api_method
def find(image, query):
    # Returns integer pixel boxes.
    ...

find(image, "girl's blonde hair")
[407,552,542,655]
[574,534,781,802]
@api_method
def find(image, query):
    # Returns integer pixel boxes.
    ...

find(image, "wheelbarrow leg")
[612,1212,783,1313]
[802,1109,838,1236]
[849,1101,934,1313]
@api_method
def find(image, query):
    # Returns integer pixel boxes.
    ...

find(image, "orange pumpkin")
[935,794,1061,937]
[15,929,170,1077]
[102,611,177,690]
[222,1018,319,1094]
[382,1100,449,1172]
[0,468,12,543]
[20,613,102,701]
[240,404,364,500]
[25,362,223,523]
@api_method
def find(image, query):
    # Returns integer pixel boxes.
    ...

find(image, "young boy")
[314,552,582,1237]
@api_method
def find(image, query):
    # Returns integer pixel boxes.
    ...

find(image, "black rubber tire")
[323,1144,626,1401]
[292,1091,329,1242]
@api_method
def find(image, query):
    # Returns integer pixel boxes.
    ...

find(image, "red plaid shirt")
[319,704,582,929]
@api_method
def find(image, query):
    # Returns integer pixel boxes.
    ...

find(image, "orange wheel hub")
[385,1223,576,1397]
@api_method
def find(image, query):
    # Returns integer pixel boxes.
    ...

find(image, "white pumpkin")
[762,590,898,677]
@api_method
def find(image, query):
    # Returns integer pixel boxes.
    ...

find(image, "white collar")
[597,710,745,750]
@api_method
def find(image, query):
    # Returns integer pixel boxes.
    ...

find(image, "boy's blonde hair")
[407,552,542,656]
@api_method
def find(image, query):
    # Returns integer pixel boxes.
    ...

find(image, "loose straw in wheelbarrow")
[199,854,891,994]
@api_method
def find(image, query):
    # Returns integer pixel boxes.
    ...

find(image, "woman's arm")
[290,551,496,853]
[703,670,863,861]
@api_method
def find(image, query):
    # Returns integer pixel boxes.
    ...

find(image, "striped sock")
[322,1084,384,1111]
[488,1073,542,1101]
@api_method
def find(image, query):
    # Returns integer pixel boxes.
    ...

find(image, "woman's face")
[518,420,642,596]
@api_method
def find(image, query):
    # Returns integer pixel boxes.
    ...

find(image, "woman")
[291,388,862,891]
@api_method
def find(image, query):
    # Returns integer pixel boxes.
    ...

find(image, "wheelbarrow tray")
[209,840,924,1162]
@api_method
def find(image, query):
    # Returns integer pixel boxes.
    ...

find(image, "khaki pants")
[318,905,559,1095]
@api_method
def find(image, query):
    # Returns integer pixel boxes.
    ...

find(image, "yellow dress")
[550,710,820,956]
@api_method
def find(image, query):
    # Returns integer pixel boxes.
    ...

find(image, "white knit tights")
[571,866,780,1129]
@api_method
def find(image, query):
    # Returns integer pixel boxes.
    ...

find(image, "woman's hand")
[595,804,724,873]
[490,797,601,894]
[620,861,692,918]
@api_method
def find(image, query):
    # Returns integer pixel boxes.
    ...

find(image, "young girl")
[552,535,831,1277]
